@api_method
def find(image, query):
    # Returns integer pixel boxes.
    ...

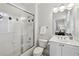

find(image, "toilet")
[33,39,48,56]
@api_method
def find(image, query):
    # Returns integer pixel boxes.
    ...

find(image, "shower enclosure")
[0,3,35,56]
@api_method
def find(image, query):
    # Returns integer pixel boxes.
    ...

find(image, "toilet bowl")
[33,39,48,56]
[33,47,44,56]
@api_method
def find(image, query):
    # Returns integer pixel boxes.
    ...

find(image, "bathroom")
[0,3,79,56]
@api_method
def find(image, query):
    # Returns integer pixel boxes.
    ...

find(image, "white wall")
[37,3,68,40]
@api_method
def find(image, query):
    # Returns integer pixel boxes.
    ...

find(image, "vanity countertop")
[49,35,79,47]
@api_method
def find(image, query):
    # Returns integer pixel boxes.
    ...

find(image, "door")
[0,14,14,56]
[12,18,22,55]
[22,16,34,53]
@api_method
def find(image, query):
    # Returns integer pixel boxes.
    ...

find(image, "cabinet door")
[49,42,62,56]
[62,44,79,56]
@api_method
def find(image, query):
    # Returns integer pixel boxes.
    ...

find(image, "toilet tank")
[38,39,48,48]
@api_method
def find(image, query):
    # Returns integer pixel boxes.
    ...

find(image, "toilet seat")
[33,47,44,56]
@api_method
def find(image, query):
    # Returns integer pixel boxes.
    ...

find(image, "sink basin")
[57,36,73,42]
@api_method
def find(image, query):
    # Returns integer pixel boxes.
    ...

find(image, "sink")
[50,35,79,47]
[57,36,73,42]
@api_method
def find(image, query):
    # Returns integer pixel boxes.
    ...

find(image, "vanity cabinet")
[49,42,61,56]
[62,44,79,56]
[49,41,79,56]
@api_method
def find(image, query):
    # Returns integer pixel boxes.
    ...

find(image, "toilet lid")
[34,47,44,55]
[39,39,48,42]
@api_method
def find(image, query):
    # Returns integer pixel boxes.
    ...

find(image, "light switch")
[40,26,47,34]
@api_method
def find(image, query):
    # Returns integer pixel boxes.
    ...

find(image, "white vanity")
[49,4,79,56]
[48,35,79,56]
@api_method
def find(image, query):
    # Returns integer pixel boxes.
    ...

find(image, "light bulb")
[53,8,58,13]
[59,6,66,12]
[66,3,74,10]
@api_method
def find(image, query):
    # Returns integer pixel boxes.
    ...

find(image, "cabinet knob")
[62,45,64,46]
[59,44,64,46]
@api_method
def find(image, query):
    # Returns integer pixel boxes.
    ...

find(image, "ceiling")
[13,3,36,14]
